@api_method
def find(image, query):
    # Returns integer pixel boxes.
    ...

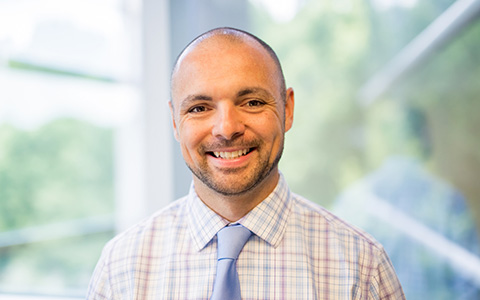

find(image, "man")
[87,27,405,299]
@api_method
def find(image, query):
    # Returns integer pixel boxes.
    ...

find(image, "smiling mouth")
[208,148,254,160]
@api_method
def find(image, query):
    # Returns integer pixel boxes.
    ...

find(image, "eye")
[188,105,207,113]
[245,99,265,107]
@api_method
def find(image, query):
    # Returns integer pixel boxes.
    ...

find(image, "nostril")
[212,120,245,140]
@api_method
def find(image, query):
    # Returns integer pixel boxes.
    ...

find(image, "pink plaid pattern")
[87,174,405,299]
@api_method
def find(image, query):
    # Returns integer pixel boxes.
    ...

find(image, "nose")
[212,103,245,140]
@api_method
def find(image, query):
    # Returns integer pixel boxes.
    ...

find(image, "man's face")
[170,38,294,196]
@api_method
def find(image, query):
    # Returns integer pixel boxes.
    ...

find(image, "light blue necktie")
[210,224,252,300]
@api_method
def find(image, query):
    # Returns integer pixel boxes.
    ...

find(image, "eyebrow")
[184,94,213,102]
[179,94,213,110]
[237,87,272,98]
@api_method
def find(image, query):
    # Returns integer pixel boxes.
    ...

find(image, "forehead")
[176,34,271,72]
[171,36,279,98]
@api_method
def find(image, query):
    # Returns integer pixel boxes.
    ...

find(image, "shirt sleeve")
[86,246,113,300]
[369,248,406,300]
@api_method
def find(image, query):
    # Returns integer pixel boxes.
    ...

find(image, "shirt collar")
[187,183,228,252]
[239,173,292,248]
[187,173,293,251]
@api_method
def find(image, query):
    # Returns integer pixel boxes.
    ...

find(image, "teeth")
[213,149,249,159]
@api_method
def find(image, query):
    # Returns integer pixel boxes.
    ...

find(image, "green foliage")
[390,19,480,228]
[0,118,115,294]
[0,119,114,230]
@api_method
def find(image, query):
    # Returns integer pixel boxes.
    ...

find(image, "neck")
[194,171,280,222]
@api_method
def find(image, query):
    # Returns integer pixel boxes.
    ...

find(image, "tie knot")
[217,224,252,260]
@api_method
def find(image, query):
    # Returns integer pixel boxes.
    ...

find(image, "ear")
[284,88,294,132]
[169,101,180,141]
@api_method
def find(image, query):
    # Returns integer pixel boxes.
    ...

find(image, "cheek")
[251,113,284,141]
[178,121,208,151]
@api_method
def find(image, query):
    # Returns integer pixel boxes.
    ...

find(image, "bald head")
[170,27,286,106]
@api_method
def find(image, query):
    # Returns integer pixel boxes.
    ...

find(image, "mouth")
[208,148,254,160]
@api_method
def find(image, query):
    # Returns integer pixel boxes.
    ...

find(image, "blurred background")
[1,0,480,299]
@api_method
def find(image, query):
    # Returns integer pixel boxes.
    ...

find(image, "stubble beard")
[186,140,284,196]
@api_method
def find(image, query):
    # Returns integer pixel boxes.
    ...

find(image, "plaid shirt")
[87,174,405,299]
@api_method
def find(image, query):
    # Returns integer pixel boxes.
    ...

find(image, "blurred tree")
[394,18,480,231]
[0,118,115,294]
[0,119,114,229]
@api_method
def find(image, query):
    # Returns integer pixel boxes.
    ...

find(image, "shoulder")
[293,194,405,299]
[290,192,385,252]
[102,196,189,260]
[289,193,405,298]
[87,197,190,297]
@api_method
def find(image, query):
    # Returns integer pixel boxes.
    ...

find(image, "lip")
[212,147,251,158]
[206,147,256,169]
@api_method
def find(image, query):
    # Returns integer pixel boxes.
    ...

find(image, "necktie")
[210,224,252,300]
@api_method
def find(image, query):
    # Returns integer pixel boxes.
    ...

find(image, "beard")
[186,138,284,196]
